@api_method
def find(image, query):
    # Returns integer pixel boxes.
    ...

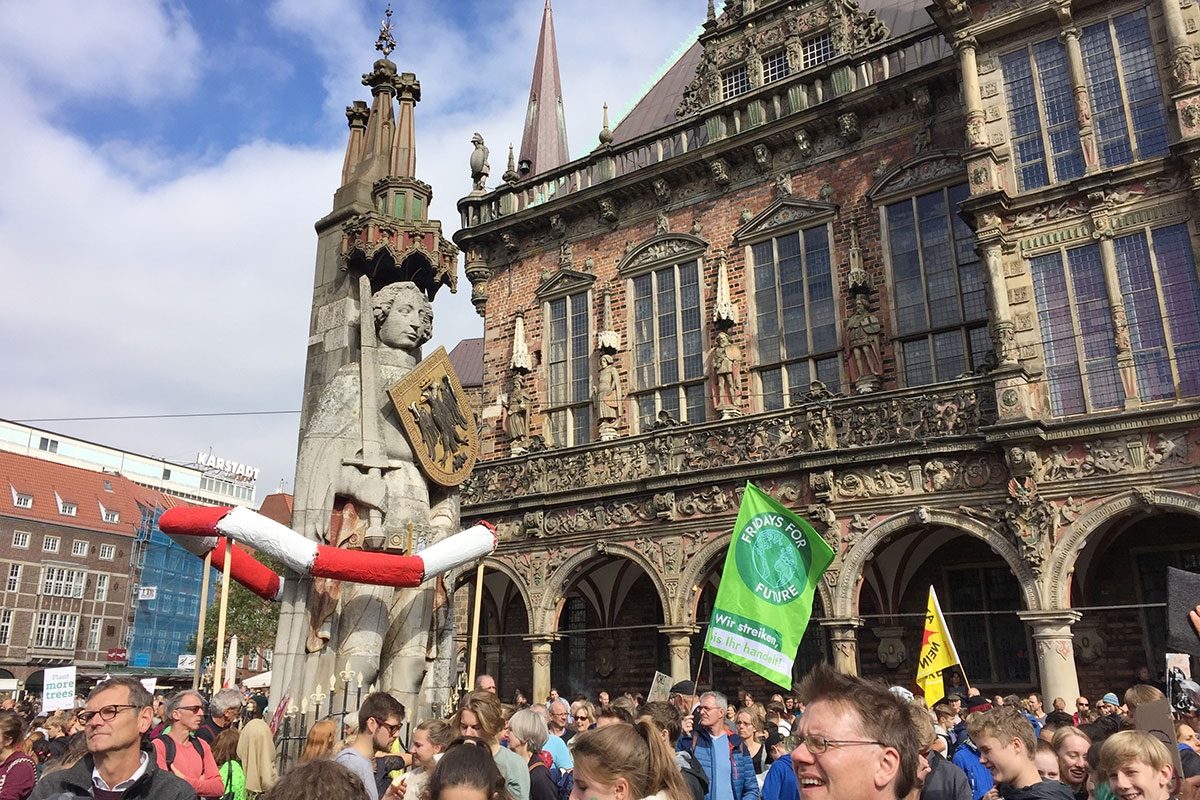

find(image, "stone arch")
[449,555,535,634]
[617,232,708,275]
[536,543,672,635]
[1046,488,1200,609]
[835,507,1040,618]
[673,531,834,625]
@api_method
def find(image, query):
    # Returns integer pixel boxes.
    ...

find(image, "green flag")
[703,482,835,687]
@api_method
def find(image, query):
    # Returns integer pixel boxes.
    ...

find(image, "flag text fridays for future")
[703,482,835,687]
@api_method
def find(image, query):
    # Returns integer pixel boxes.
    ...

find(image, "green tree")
[199,553,282,658]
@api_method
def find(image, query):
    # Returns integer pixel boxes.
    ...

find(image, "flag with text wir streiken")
[703,482,835,687]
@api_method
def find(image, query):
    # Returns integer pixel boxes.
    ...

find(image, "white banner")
[42,666,76,712]
[138,586,158,601]
[140,678,157,695]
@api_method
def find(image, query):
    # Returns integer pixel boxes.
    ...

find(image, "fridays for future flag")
[704,482,835,687]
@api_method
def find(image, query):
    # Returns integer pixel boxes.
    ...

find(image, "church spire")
[517,0,570,178]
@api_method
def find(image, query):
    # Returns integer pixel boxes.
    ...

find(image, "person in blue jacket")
[678,691,760,800]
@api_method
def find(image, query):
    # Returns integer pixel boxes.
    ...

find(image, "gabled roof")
[257,493,294,527]
[448,337,485,388]
[0,449,166,537]
[611,0,947,146]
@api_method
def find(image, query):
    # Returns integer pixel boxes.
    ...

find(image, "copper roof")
[518,0,571,177]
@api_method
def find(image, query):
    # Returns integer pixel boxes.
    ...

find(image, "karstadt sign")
[196,451,260,482]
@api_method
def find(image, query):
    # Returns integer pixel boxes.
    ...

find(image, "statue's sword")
[356,273,388,550]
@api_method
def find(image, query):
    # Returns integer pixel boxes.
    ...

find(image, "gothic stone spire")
[517,0,570,178]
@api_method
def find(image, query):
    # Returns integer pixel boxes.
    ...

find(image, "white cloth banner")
[42,666,77,712]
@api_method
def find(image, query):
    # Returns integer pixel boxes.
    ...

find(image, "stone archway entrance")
[1068,510,1200,693]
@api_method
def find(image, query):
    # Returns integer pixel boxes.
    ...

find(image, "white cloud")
[0,0,704,499]
[0,0,202,104]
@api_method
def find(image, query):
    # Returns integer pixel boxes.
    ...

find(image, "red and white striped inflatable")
[160,505,495,601]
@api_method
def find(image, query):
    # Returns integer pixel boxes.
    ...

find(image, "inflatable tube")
[160,506,496,593]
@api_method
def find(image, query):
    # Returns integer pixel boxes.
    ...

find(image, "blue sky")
[0,0,700,496]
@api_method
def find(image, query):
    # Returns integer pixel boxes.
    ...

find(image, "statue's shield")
[388,346,478,487]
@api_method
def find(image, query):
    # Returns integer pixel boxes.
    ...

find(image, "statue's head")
[471,132,484,146]
[373,281,433,351]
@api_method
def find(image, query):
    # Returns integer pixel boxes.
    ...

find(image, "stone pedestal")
[1018,610,1082,703]
[525,634,559,704]
[660,625,700,684]
[820,618,863,676]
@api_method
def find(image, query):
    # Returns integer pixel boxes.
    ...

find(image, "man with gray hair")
[31,676,194,799]
[544,698,574,771]
[197,687,244,744]
[678,691,759,800]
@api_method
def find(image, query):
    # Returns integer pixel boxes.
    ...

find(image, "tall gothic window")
[632,260,705,428]
[545,292,592,447]
[751,224,840,410]
[1002,8,1168,192]
[1031,223,1200,415]
[885,183,990,386]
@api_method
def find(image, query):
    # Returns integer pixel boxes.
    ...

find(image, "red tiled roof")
[257,493,294,527]
[0,450,172,538]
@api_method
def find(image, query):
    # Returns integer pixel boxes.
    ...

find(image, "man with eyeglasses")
[679,691,759,800]
[152,690,225,798]
[30,676,194,799]
[790,665,920,800]
[336,691,406,800]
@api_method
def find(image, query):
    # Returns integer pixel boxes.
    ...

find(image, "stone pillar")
[1162,0,1198,91]
[1057,15,1099,172]
[954,36,988,150]
[1094,232,1141,409]
[525,634,558,705]
[1018,610,1082,703]
[820,618,863,676]
[979,241,1019,366]
[660,625,700,684]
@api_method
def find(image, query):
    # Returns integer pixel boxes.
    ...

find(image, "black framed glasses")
[798,735,885,754]
[374,718,402,736]
[77,704,139,724]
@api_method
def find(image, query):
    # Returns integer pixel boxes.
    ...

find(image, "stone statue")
[504,372,530,444]
[594,353,622,439]
[845,295,883,391]
[286,280,458,715]
[709,330,740,415]
[469,133,490,192]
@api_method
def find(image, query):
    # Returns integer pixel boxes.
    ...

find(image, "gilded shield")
[388,346,478,487]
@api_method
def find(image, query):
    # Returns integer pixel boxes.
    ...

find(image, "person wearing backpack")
[507,710,558,800]
[213,729,245,800]
[152,690,225,799]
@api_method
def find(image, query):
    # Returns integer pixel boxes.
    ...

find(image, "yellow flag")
[915,587,963,698]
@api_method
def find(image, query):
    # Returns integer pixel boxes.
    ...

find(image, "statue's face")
[379,292,431,351]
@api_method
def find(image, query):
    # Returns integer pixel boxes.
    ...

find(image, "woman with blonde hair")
[569,721,691,800]
[733,708,767,779]
[1052,726,1092,800]
[454,690,529,800]
[299,718,340,764]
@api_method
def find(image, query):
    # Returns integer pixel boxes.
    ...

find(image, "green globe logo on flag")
[735,516,812,605]
[704,483,834,687]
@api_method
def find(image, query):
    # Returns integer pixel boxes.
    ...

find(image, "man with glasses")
[679,691,759,800]
[336,691,406,800]
[197,687,244,744]
[152,690,225,798]
[30,676,194,799]
[1072,698,1088,725]
[790,665,921,800]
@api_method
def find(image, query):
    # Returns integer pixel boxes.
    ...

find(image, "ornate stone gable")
[866,151,967,203]
[733,196,838,241]
[534,266,597,300]
[617,232,708,276]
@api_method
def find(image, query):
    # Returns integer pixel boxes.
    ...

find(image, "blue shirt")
[544,733,573,771]
[711,733,733,800]
[760,756,799,800]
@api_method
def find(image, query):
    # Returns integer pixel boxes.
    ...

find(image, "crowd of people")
[0,666,1195,800]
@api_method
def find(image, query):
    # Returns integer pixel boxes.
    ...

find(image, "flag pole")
[192,550,212,690]
[467,560,485,691]
[213,537,234,690]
